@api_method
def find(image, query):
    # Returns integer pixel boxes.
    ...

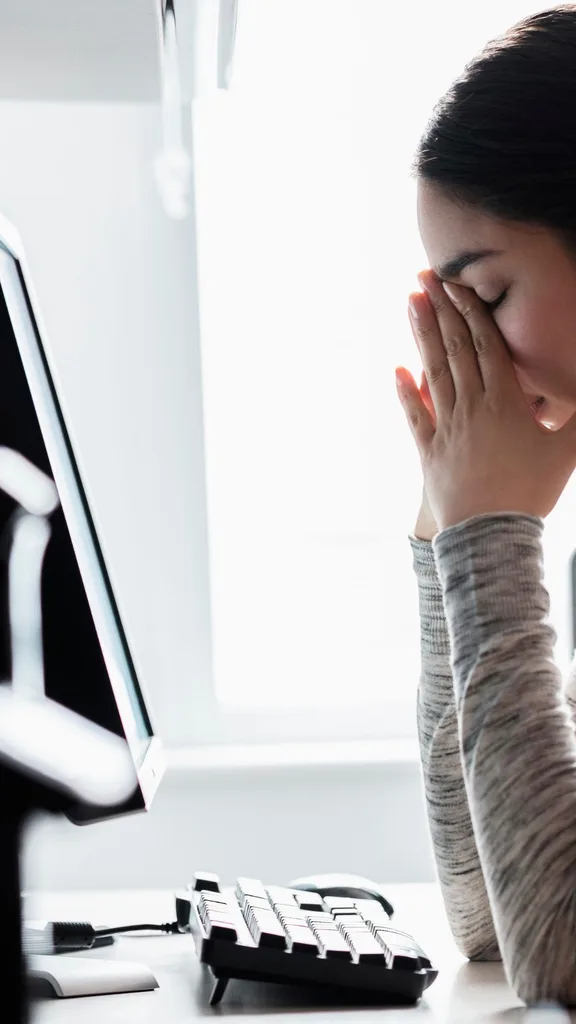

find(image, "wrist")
[413,517,437,542]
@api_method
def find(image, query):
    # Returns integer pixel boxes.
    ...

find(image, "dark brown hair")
[411,5,576,256]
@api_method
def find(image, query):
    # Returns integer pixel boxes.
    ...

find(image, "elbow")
[501,899,576,1007]
[512,970,576,1009]
[503,940,576,1008]
[450,928,501,962]
[464,940,501,962]
[457,940,576,1006]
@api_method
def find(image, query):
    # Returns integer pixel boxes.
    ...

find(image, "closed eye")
[484,289,507,312]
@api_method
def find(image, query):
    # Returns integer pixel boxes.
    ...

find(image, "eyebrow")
[434,248,504,281]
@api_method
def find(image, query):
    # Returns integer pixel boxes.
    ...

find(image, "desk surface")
[24,884,551,1024]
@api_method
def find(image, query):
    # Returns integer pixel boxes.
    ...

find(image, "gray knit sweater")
[410,512,576,1006]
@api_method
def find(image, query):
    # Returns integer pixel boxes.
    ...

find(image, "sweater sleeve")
[431,512,576,1007]
[410,533,501,961]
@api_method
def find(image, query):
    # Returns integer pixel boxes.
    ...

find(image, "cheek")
[501,301,576,401]
[501,300,565,368]
[499,309,546,371]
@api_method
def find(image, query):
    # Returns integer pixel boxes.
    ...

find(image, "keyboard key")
[345,932,387,964]
[244,896,271,911]
[250,913,288,950]
[306,916,337,933]
[200,897,231,917]
[335,915,366,930]
[244,904,279,929]
[236,878,269,904]
[338,922,372,942]
[277,913,309,928]
[322,897,356,911]
[285,927,319,956]
[275,904,308,916]
[295,892,324,911]
[193,871,221,893]
[354,899,390,919]
[337,920,368,935]
[411,948,432,970]
[389,946,422,971]
[316,931,353,961]
[201,893,229,908]
[207,919,238,942]
[201,889,228,899]
[373,933,421,970]
[253,908,283,923]
[373,927,431,968]
[354,904,391,930]
[266,887,298,906]
[241,901,270,931]
[203,903,232,923]
[373,925,415,942]
[198,897,238,940]
[271,903,303,919]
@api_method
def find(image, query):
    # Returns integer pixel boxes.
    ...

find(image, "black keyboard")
[186,872,438,1006]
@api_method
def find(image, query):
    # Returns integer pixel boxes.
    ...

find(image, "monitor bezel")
[0,213,163,822]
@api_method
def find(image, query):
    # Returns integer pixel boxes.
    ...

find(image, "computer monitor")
[0,211,166,1023]
[0,211,164,822]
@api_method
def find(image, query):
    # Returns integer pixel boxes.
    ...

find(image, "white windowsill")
[165,738,420,773]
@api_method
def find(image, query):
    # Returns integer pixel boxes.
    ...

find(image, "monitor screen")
[0,219,163,822]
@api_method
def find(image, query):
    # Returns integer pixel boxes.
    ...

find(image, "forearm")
[410,535,500,959]
[433,513,576,1006]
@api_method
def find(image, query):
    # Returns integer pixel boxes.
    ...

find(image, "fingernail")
[409,297,419,319]
[442,281,459,303]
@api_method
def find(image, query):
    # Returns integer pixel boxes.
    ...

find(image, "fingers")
[415,271,485,406]
[439,280,521,400]
[420,369,436,426]
[395,367,435,449]
[408,292,457,416]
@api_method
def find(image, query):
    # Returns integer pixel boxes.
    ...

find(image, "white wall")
[23,762,436,891]
[0,100,435,890]
[0,101,214,749]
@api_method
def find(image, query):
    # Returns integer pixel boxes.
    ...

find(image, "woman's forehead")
[417,182,502,259]
[416,180,542,275]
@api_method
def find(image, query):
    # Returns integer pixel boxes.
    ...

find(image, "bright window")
[191,0,576,716]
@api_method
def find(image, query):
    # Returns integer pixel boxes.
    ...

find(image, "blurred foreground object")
[0,448,137,1024]
[154,0,239,218]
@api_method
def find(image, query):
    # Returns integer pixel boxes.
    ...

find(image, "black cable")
[95,922,180,936]
[23,919,183,953]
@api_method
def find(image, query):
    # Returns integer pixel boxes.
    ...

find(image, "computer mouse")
[289,873,394,919]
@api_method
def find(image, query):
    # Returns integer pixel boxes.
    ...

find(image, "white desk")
[24,884,550,1023]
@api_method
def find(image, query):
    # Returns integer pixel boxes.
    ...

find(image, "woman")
[397,3,576,1008]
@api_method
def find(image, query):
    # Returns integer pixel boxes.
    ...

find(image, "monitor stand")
[0,762,71,1024]
[27,953,159,998]
[1,766,159,1022]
